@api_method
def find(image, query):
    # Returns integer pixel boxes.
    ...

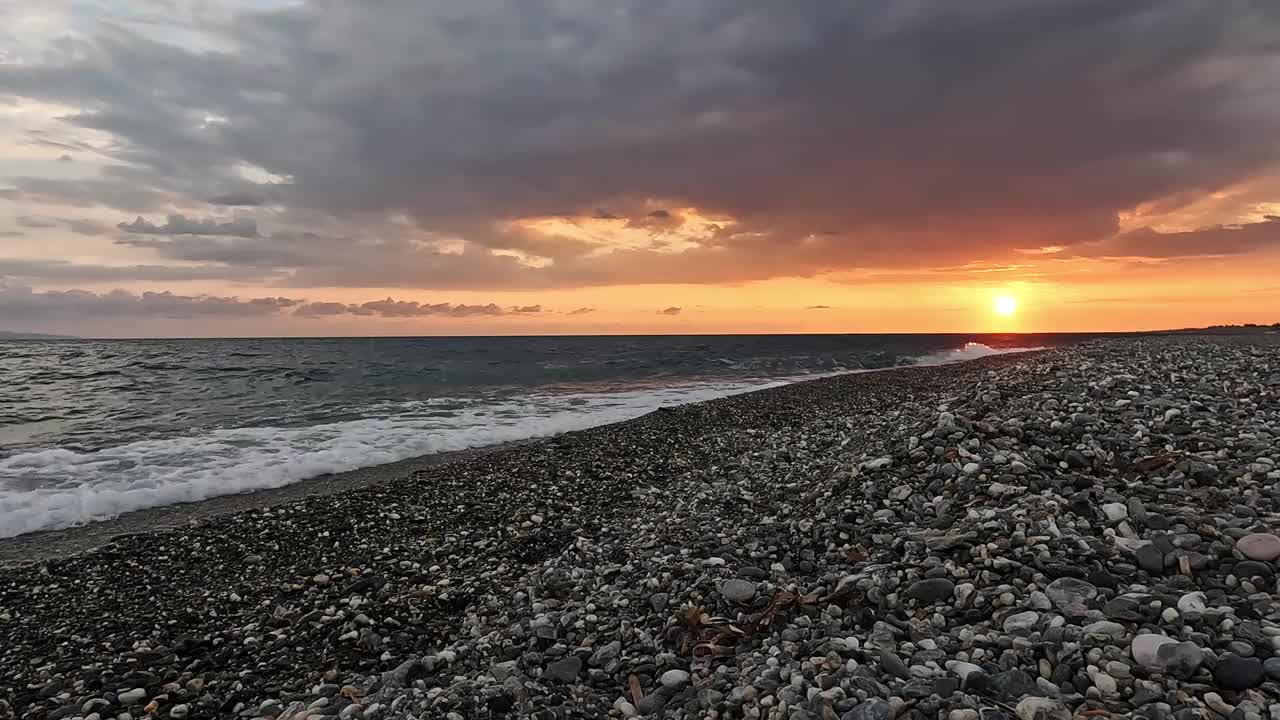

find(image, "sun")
[994,295,1019,317]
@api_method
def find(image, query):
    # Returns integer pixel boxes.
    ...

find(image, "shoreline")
[0,347,1046,565]
[0,445,510,565]
[4,336,1279,720]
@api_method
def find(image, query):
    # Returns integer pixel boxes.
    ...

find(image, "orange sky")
[1,2,1278,337]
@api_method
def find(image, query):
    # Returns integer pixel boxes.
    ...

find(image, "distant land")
[1152,323,1280,335]
[0,330,80,340]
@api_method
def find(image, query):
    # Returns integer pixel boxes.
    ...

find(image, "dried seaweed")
[673,590,820,658]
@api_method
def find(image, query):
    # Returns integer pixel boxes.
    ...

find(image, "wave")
[908,342,1043,366]
[0,341,1042,538]
[0,380,788,538]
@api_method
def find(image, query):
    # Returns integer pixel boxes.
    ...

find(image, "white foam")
[912,342,1043,366]
[0,341,1043,538]
[0,380,779,538]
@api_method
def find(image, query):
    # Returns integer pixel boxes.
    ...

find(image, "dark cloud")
[647,210,671,219]
[512,304,542,313]
[568,307,595,315]
[293,301,353,317]
[806,305,832,310]
[1,1,1278,287]
[658,306,682,315]
[118,214,259,238]
[0,285,302,320]
[57,154,74,163]
[0,231,24,238]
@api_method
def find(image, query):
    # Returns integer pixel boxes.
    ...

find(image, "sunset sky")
[1,0,1278,337]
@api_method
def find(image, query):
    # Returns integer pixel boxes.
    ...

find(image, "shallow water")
[0,333,1084,536]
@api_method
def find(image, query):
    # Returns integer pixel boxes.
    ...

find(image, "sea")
[0,334,1084,538]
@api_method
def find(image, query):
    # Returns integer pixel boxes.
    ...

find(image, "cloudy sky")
[1,0,1278,337]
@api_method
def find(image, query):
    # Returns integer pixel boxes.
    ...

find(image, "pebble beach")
[3,335,1280,720]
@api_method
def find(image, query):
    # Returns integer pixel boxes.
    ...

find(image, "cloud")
[1073,215,1280,259]
[62,218,111,236]
[1,284,547,323]
[16,216,58,229]
[12,215,134,239]
[512,304,542,313]
[0,258,276,282]
[806,305,832,309]
[57,154,73,162]
[568,307,595,315]
[658,306,682,316]
[0,231,24,238]
[0,1,1278,289]
[208,192,267,207]
[2,177,171,212]
[293,298,516,319]
[292,301,351,317]
[118,214,259,238]
[0,285,302,320]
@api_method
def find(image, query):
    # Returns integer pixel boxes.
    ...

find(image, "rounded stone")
[1044,577,1098,616]
[659,669,691,690]
[720,579,757,603]
[842,698,892,720]
[1132,634,1178,669]
[1015,697,1071,720]
[1003,611,1040,634]
[1154,641,1204,676]
[1082,621,1126,640]
[1214,654,1264,690]
[1101,503,1128,522]
[117,689,147,706]
[906,578,956,603]
[1235,533,1280,562]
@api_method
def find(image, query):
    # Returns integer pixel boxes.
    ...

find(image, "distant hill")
[0,330,79,340]
[1151,323,1280,336]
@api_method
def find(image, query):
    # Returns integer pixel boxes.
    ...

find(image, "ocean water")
[0,334,1074,538]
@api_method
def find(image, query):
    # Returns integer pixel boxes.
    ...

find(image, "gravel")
[2,334,1280,720]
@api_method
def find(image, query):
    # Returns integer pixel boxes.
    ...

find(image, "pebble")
[1236,533,1280,562]
[1136,544,1165,574]
[659,669,690,690]
[1044,577,1097,617]
[720,579,757,603]
[843,698,892,720]
[1004,611,1040,634]
[1215,654,1264,690]
[4,337,1280,720]
[1015,697,1071,720]
[117,689,146,706]
[906,578,956,603]
[543,656,582,683]
[1132,634,1178,669]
